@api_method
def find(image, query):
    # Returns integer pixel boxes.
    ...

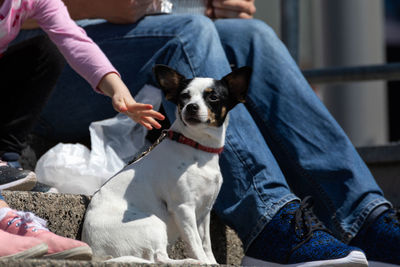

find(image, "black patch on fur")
[153,64,252,127]
[153,65,191,104]
[202,82,231,127]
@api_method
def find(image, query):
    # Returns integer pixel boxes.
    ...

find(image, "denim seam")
[347,198,391,240]
[246,96,348,239]
[176,33,197,76]
[225,137,299,251]
[224,135,258,190]
[243,194,299,252]
[225,134,280,209]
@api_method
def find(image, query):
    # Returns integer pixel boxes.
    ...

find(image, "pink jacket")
[0,0,118,89]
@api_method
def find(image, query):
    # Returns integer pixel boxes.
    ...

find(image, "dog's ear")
[153,65,186,103]
[221,66,252,106]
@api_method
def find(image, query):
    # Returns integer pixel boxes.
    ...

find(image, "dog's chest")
[173,156,222,212]
[147,140,223,204]
[158,141,222,186]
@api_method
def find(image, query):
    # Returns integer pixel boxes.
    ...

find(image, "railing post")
[281,0,299,63]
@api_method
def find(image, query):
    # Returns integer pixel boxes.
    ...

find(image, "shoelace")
[8,211,48,232]
[286,196,331,263]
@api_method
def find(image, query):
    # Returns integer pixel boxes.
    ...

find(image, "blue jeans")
[16,14,390,251]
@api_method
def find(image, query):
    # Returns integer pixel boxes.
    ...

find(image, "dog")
[82,65,251,264]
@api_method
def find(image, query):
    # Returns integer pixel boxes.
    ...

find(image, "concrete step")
[4,139,399,266]
[0,191,244,266]
[357,143,400,207]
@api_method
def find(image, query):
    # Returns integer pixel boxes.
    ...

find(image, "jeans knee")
[240,19,279,43]
[166,15,228,77]
[216,18,280,47]
[177,15,219,41]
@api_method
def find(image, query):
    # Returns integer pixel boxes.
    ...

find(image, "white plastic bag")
[35,85,162,195]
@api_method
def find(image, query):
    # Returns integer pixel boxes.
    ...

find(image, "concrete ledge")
[357,143,400,164]
[2,191,89,239]
[0,259,204,267]
[1,191,244,266]
[10,137,400,265]
[357,143,400,207]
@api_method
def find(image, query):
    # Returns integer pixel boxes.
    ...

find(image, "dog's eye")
[208,93,219,102]
[180,92,190,99]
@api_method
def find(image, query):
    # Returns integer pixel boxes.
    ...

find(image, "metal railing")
[280,0,400,84]
[303,63,400,84]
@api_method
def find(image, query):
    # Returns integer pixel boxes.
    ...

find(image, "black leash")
[126,129,168,166]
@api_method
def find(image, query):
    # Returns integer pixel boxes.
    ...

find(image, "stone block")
[1,191,244,266]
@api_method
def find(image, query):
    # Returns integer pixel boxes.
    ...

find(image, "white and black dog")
[82,65,251,264]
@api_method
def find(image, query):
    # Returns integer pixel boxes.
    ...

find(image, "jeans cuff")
[243,194,299,252]
[346,197,392,242]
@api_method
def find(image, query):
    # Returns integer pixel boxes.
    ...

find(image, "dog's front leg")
[198,212,217,264]
[172,205,210,263]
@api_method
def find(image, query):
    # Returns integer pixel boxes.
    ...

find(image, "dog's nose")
[186,103,199,114]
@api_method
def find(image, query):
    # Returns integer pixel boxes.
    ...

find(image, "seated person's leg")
[0,36,64,191]
[215,18,398,266]
[215,101,367,266]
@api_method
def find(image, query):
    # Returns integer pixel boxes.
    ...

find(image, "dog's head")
[153,65,251,128]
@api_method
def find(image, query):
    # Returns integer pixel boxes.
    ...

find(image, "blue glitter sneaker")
[350,209,400,267]
[242,197,368,266]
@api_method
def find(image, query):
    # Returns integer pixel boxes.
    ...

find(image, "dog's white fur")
[82,65,251,264]
[82,80,226,264]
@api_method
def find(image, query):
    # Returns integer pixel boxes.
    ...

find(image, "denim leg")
[214,19,390,242]
[216,104,298,250]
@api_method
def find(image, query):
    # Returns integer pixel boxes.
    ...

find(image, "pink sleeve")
[32,0,119,91]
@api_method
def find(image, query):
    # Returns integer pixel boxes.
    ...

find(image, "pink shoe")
[0,208,92,260]
[0,229,48,259]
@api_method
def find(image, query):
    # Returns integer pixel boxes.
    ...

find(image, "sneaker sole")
[43,246,93,261]
[369,262,400,267]
[0,172,37,191]
[0,243,48,260]
[242,251,368,267]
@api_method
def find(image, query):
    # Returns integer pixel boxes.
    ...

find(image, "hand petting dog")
[98,72,165,130]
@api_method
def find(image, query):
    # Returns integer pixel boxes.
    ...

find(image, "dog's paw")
[106,256,153,263]
[156,256,201,265]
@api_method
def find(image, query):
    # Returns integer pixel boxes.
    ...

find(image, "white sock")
[0,207,12,222]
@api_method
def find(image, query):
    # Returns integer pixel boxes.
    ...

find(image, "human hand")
[99,73,165,130]
[89,0,154,24]
[206,0,256,19]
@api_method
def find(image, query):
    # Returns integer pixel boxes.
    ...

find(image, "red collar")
[166,130,224,154]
